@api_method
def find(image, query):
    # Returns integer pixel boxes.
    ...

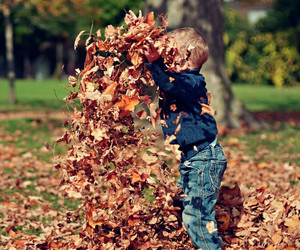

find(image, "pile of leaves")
[54,11,193,248]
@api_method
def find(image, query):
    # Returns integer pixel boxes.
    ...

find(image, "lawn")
[0,79,300,166]
[0,79,69,111]
[232,83,300,111]
[1,79,300,111]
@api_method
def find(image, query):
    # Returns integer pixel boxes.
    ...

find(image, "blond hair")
[167,27,209,68]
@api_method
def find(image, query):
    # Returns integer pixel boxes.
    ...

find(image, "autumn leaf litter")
[0,11,299,249]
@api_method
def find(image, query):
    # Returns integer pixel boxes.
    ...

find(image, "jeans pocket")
[209,160,227,190]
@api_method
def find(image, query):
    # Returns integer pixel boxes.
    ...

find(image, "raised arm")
[146,60,206,102]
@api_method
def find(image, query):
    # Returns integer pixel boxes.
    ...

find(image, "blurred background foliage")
[0,0,143,79]
[0,0,299,87]
[224,0,300,87]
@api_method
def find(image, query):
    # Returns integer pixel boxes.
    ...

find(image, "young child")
[145,27,227,250]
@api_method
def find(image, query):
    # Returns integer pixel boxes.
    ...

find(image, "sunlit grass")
[220,123,300,164]
[232,84,300,111]
[0,118,67,161]
[0,78,69,111]
[1,79,300,112]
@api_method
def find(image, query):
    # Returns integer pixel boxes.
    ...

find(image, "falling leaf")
[74,30,85,50]
[170,104,177,111]
[200,103,216,116]
[115,95,139,113]
[169,77,175,82]
[44,141,51,151]
[91,127,109,141]
[144,12,155,27]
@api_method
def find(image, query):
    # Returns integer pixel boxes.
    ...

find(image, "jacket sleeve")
[146,60,206,102]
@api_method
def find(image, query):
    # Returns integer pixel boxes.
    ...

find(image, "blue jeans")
[177,139,227,249]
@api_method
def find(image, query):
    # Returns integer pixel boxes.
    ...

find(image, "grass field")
[232,84,300,111]
[0,79,69,111]
[0,79,299,163]
[1,79,300,111]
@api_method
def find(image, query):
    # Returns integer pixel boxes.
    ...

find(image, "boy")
[145,27,227,250]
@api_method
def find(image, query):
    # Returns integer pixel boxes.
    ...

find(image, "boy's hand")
[144,44,160,63]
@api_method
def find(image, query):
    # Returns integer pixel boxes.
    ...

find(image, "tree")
[144,0,264,129]
[257,0,300,49]
[0,0,23,104]
[1,0,144,81]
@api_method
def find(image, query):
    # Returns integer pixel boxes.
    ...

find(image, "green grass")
[1,79,300,112]
[232,84,300,111]
[0,118,67,161]
[221,123,300,163]
[0,78,69,111]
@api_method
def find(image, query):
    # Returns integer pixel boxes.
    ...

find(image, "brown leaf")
[74,30,85,50]
[144,12,155,27]
[115,95,139,115]
[200,103,216,116]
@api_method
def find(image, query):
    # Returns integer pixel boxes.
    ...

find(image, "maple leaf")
[114,95,139,117]
[144,12,155,27]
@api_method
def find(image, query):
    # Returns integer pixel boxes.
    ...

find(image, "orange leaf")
[144,12,155,27]
[9,230,23,238]
[265,246,276,250]
[169,77,175,82]
[13,239,27,248]
[200,103,216,116]
[86,207,103,229]
[115,95,139,116]
[284,215,300,229]
[2,201,18,208]
[271,232,282,244]
[128,217,140,226]
[131,170,142,184]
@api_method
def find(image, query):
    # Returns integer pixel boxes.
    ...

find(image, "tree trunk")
[145,0,265,129]
[23,53,32,78]
[3,6,16,104]
[53,41,64,78]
